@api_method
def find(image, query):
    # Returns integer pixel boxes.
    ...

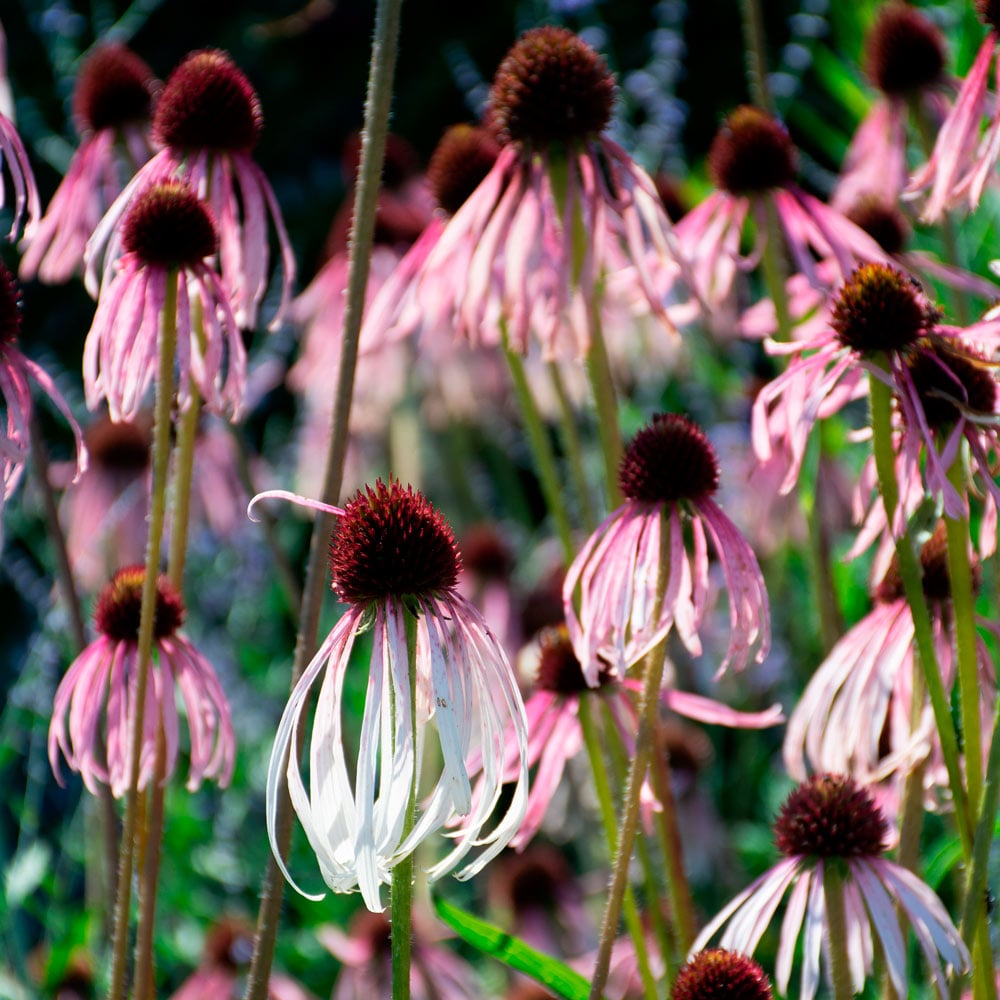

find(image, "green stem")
[242,0,404,993]
[503,340,575,562]
[585,304,623,511]
[166,385,200,590]
[107,271,178,1000]
[391,609,419,1000]
[823,864,856,1000]
[738,0,774,112]
[943,462,982,807]
[868,371,972,853]
[577,698,658,1000]
[548,360,596,532]
[760,194,792,343]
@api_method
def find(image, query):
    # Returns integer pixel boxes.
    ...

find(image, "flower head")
[362,27,691,359]
[865,3,946,96]
[565,413,770,685]
[692,775,969,1000]
[83,180,245,421]
[252,480,528,912]
[20,44,158,284]
[671,949,773,1000]
[48,565,235,796]
[88,48,295,330]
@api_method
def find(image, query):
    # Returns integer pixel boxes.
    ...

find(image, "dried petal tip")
[153,49,262,153]
[427,124,501,216]
[73,44,157,134]
[121,181,218,268]
[707,106,796,195]
[774,774,888,859]
[671,949,773,1000]
[536,624,611,693]
[619,413,720,504]
[845,197,910,256]
[330,479,461,605]
[489,27,616,147]
[907,338,997,428]
[976,0,1000,33]
[831,263,930,354]
[865,3,945,96]
[93,565,185,641]
[0,262,23,343]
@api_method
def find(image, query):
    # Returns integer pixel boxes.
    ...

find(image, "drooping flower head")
[88,49,295,330]
[565,413,770,685]
[48,565,235,797]
[692,774,969,1000]
[364,27,691,359]
[785,523,997,802]
[671,949,773,1000]
[254,479,528,913]
[677,105,885,326]
[907,1,1000,219]
[0,262,85,532]
[20,44,158,284]
[83,179,245,422]
[753,262,1000,551]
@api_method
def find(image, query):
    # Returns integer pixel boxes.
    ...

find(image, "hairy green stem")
[242,0,404,993]
[166,386,200,591]
[738,0,773,112]
[585,304,623,511]
[548,360,596,532]
[822,864,855,1000]
[504,340,575,562]
[107,272,178,1000]
[577,698,658,999]
[868,371,971,853]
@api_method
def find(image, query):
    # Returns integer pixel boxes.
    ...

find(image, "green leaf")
[433,895,596,1000]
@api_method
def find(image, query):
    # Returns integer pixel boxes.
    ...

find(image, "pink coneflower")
[692,774,969,999]
[501,624,779,849]
[671,949,773,999]
[0,105,39,242]
[784,525,997,799]
[253,479,528,913]
[675,106,884,320]
[169,917,312,1000]
[753,262,1000,544]
[19,44,157,284]
[59,412,151,593]
[832,3,948,211]
[0,262,84,525]
[88,48,295,329]
[321,909,476,1000]
[366,27,689,359]
[564,413,770,685]
[83,179,244,422]
[907,1,1000,219]
[48,565,235,797]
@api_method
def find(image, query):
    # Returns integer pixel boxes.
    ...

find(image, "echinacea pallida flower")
[691,775,969,1000]
[252,479,528,913]
[564,413,770,686]
[20,44,158,284]
[83,180,244,422]
[48,565,235,797]
[671,949,773,1000]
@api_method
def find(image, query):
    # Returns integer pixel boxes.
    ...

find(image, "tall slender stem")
[107,272,178,1000]
[868,371,971,853]
[822,865,855,1000]
[585,303,623,511]
[166,385,200,590]
[577,698,658,999]
[504,341,575,562]
[548,360,596,532]
[738,0,774,113]
[242,0,404,993]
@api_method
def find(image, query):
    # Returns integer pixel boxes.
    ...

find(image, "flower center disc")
[73,44,157,133]
[94,566,185,641]
[671,949,774,1000]
[865,3,945,96]
[707,106,797,195]
[831,264,930,355]
[427,124,501,216]
[619,414,720,504]
[908,339,998,428]
[121,181,218,268]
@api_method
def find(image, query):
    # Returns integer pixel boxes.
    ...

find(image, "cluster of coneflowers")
[2,2,1000,999]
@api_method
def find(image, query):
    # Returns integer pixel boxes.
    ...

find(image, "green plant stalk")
[503,339,575,562]
[868,371,972,853]
[241,0,404,993]
[601,701,676,982]
[166,386,200,591]
[577,698,658,1000]
[391,609,420,1000]
[548,360,596,532]
[822,864,855,1000]
[943,461,982,806]
[585,302,623,511]
[738,0,774,113]
[107,272,178,1000]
